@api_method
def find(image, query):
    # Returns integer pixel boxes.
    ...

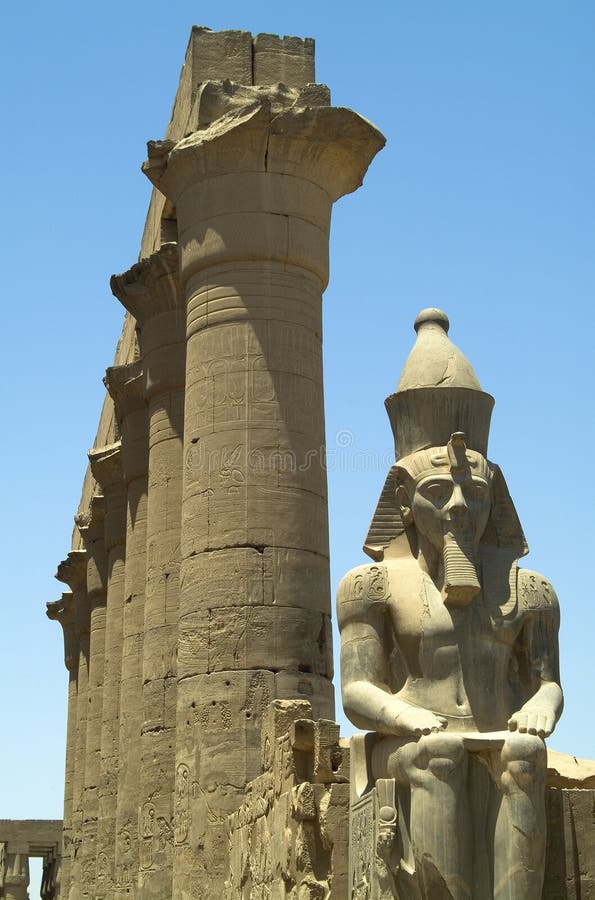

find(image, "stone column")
[3,852,29,900]
[75,495,108,898]
[110,243,185,898]
[46,591,78,898]
[105,361,149,899]
[55,549,89,900]
[143,85,385,893]
[41,847,61,900]
[88,443,127,897]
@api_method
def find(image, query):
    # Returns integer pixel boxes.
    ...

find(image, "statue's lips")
[442,518,475,536]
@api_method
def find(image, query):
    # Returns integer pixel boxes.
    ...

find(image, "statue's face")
[409,470,491,553]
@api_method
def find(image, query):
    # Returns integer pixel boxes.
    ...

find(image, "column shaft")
[76,496,108,899]
[56,550,89,900]
[178,234,335,895]
[63,669,78,892]
[89,444,127,897]
[3,852,29,900]
[46,591,79,898]
[111,244,185,899]
[106,362,149,900]
[137,389,183,896]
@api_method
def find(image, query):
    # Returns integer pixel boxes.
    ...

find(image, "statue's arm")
[337,566,446,736]
[508,570,564,738]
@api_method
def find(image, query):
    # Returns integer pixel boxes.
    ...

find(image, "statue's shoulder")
[517,567,559,613]
[336,562,392,628]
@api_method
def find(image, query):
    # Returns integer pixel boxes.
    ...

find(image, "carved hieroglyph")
[338,309,563,899]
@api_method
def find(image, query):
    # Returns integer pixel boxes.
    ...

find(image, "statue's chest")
[385,571,513,677]
[386,570,453,637]
[385,573,460,676]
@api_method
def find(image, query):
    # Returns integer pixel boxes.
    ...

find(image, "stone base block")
[543,788,595,898]
[226,701,349,899]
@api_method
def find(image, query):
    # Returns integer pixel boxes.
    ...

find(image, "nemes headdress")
[364,309,527,561]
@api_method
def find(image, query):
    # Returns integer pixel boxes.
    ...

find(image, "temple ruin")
[0,821,61,900]
[43,25,594,900]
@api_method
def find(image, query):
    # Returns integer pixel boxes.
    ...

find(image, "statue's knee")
[503,732,546,767]
[502,733,546,791]
[416,733,466,781]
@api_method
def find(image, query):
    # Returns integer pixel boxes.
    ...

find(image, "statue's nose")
[448,484,468,516]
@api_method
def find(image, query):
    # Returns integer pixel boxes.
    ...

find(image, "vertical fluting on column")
[105,362,149,899]
[3,852,29,900]
[55,549,89,900]
[110,243,185,899]
[143,88,385,893]
[75,495,108,899]
[46,592,79,897]
[46,591,78,898]
[88,442,127,897]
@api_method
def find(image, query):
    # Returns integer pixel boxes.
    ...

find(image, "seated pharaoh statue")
[338,309,563,900]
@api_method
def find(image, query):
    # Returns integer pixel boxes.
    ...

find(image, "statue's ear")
[395,483,413,526]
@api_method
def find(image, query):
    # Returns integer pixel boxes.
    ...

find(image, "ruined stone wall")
[226,701,350,899]
[543,788,595,899]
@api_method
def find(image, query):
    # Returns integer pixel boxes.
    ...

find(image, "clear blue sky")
[1,3,593,889]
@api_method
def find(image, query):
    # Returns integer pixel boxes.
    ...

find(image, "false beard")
[442,531,481,606]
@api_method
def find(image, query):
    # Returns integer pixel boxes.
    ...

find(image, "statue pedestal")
[350,734,408,900]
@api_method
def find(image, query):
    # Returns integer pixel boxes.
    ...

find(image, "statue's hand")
[508,706,555,739]
[394,707,448,737]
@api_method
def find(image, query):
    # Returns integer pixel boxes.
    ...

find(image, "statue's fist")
[395,707,448,736]
[508,707,554,739]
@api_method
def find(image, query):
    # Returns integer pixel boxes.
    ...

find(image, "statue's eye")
[420,481,451,503]
[467,480,488,501]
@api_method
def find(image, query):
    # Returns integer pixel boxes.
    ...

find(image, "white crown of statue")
[385,307,494,459]
[364,308,527,562]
